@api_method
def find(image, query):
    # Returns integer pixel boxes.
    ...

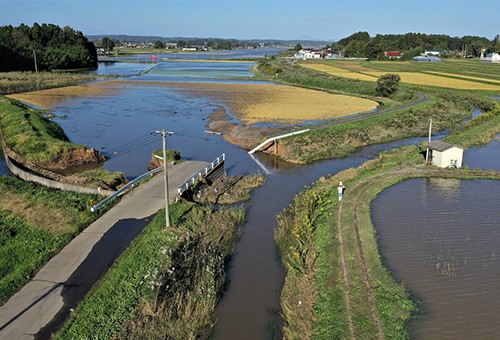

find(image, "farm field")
[9,80,379,124]
[301,60,500,91]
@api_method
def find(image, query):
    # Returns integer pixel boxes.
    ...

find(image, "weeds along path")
[336,202,356,340]
[336,166,500,339]
[306,91,430,133]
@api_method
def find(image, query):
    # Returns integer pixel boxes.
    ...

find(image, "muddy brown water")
[372,176,500,338]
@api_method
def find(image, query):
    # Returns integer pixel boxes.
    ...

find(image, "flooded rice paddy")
[372,178,500,339]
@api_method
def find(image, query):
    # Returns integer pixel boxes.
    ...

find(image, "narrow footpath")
[0,160,207,339]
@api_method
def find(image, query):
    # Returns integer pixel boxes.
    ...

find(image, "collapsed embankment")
[0,96,125,192]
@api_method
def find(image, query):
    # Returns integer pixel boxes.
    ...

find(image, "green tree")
[366,34,386,60]
[153,40,164,49]
[293,43,302,51]
[177,40,186,48]
[344,39,368,58]
[376,74,401,97]
[101,37,115,51]
[0,23,97,71]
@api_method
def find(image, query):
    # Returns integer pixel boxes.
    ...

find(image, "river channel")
[1,55,498,338]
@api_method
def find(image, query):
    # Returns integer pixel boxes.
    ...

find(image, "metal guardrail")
[178,154,225,195]
[90,161,175,212]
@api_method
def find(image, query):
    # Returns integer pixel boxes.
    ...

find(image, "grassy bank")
[278,93,496,163]
[0,71,100,95]
[194,173,266,205]
[274,111,500,338]
[0,96,76,163]
[0,176,105,305]
[57,201,245,339]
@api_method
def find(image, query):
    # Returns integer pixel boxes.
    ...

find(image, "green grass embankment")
[0,96,76,163]
[0,176,105,305]
[57,201,245,339]
[275,110,500,338]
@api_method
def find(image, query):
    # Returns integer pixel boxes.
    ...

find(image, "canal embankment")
[274,105,500,338]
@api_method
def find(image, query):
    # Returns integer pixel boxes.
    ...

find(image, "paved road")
[0,160,207,339]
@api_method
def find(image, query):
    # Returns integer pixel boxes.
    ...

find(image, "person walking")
[338,181,345,201]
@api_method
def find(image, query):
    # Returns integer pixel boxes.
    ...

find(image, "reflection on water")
[372,179,500,339]
[146,61,254,79]
[0,150,8,175]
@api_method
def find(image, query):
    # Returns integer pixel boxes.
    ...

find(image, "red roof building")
[385,51,402,59]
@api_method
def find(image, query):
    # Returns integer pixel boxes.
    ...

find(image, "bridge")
[0,158,226,339]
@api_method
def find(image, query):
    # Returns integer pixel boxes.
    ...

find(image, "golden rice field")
[8,80,379,124]
[7,83,119,109]
[169,82,378,123]
[302,64,378,82]
[302,63,500,91]
[364,72,500,90]
[425,71,500,85]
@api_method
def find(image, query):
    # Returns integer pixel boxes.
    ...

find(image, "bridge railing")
[178,154,225,195]
[90,161,175,212]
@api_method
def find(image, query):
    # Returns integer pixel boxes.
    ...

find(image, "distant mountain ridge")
[87,34,330,46]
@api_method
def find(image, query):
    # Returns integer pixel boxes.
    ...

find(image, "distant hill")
[87,34,330,47]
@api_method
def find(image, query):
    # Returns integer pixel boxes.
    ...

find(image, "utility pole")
[33,50,38,73]
[425,118,432,164]
[155,129,174,227]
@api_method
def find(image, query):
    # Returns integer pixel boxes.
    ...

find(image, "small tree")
[293,43,302,51]
[153,40,164,49]
[376,74,401,97]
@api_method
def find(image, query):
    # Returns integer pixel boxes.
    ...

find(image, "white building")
[294,49,322,59]
[426,140,464,168]
[480,52,500,63]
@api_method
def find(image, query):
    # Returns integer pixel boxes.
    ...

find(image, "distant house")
[385,51,402,59]
[413,56,441,62]
[294,49,323,59]
[479,52,500,63]
[425,50,441,56]
[426,140,464,168]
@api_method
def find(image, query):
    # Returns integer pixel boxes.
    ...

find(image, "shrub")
[376,73,401,97]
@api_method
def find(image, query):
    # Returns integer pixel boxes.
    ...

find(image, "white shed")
[427,140,464,168]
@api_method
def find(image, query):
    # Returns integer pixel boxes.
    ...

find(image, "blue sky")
[1,1,498,42]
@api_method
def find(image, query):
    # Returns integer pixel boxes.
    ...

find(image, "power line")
[106,133,157,154]
[108,139,160,159]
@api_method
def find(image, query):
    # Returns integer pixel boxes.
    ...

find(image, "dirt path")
[336,166,500,339]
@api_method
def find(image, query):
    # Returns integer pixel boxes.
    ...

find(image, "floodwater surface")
[372,178,500,339]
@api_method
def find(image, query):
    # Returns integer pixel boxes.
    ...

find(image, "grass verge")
[56,201,245,339]
[0,176,105,305]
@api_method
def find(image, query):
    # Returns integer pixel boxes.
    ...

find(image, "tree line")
[0,23,97,72]
[330,31,500,60]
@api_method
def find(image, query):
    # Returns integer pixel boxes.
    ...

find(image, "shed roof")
[427,140,461,152]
